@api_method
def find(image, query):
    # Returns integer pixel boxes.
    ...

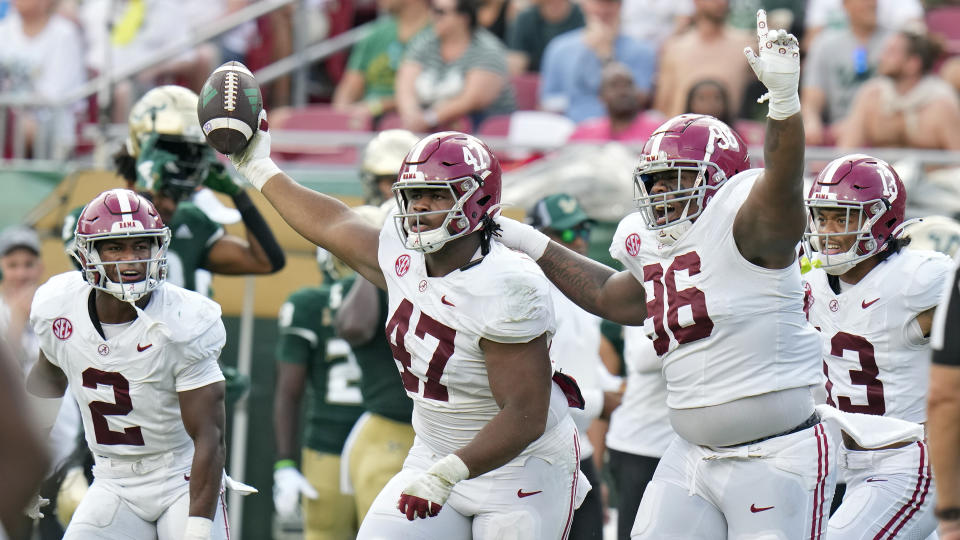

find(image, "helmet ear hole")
[477,195,491,206]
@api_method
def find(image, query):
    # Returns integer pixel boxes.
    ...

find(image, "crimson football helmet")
[634,114,750,245]
[392,132,501,253]
[74,189,171,302]
[803,154,906,275]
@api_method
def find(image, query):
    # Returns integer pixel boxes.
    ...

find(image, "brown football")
[197,61,263,155]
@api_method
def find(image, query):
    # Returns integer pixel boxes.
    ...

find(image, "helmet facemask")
[392,174,481,254]
[803,200,888,275]
[136,133,212,202]
[634,158,726,245]
[74,230,172,303]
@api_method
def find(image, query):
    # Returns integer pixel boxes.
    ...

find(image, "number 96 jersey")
[379,223,558,456]
[610,170,823,410]
[30,272,226,460]
[805,249,953,422]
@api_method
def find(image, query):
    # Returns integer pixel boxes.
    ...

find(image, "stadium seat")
[477,114,511,137]
[733,119,765,147]
[926,7,960,55]
[511,73,541,111]
[270,104,371,164]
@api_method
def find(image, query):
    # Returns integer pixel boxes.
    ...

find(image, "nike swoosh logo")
[750,504,774,513]
[862,298,880,309]
[517,489,542,498]
[441,295,455,307]
[137,343,153,352]
[866,478,887,483]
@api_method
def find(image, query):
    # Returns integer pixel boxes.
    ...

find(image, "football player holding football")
[222,125,587,538]
[26,189,229,540]
[62,85,285,296]
[497,10,840,538]
[803,154,953,538]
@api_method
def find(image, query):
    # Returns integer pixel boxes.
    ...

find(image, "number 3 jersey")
[30,271,226,461]
[804,249,952,423]
[610,169,822,410]
[379,222,563,457]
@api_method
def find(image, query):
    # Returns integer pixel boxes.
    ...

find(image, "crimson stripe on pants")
[561,429,580,540]
[874,441,931,540]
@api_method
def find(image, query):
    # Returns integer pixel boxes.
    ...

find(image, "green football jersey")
[276,278,365,454]
[353,288,413,423]
[64,201,223,295]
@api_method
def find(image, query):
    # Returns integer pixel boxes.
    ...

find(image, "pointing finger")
[756,9,768,42]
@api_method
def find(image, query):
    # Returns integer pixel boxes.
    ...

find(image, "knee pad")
[482,511,536,540]
[65,489,120,533]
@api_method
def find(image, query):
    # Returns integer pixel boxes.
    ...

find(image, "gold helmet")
[903,215,960,257]
[126,85,206,158]
[316,205,387,281]
[361,129,421,204]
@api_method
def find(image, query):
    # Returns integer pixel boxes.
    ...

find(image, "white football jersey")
[31,272,225,460]
[610,169,822,409]
[805,249,952,423]
[379,223,560,456]
[549,285,603,458]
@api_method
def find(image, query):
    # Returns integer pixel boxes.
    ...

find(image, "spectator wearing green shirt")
[332,0,432,121]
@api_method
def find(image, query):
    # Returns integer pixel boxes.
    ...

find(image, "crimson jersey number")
[642,251,715,355]
[822,332,886,415]
[385,299,456,402]
[82,368,145,446]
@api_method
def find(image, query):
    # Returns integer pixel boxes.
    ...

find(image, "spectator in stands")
[78,0,217,120]
[803,0,923,51]
[332,0,432,121]
[652,0,752,120]
[801,0,889,146]
[685,78,733,125]
[944,57,960,97]
[838,29,960,150]
[567,62,663,143]
[395,0,514,131]
[0,0,86,158]
[619,0,692,51]
[477,0,513,42]
[540,0,656,123]
[505,0,584,74]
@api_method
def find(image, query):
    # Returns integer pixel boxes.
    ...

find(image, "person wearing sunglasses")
[526,193,618,540]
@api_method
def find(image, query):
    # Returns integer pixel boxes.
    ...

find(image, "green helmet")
[127,86,214,201]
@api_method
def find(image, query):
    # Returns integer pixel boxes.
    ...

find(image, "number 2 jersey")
[30,271,226,461]
[805,249,952,423]
[610,169,823,410]
[379,221,566,457]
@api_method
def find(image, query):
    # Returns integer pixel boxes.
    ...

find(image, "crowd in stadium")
[1,0,959,155]
[3,1,960,540]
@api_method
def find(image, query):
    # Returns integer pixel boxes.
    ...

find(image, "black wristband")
[935,507,960,521]
[232,191,286,272]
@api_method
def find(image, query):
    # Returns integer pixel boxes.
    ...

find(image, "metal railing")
[0,0,373,162]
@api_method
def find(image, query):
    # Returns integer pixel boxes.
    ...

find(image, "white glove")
[24,493,49,520]
[273,466,318,518]
[229,110,282,192]
[397,454,470,521]
[494,216,551,260]
[743,9,801,120]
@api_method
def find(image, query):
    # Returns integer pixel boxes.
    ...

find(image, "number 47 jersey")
[610,170,823,410]
[30,272,226,461]
[379,222,561,457]
[805,249,953,423]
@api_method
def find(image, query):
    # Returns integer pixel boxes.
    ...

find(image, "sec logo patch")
[625,233,642,256]
[52,318,73,340]
[396,255,411,277]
